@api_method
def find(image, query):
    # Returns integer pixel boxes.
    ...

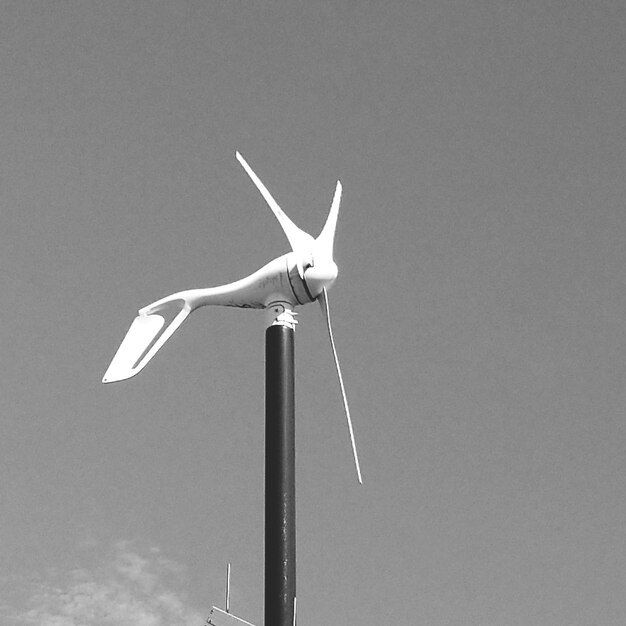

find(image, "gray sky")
[2,1,626,624]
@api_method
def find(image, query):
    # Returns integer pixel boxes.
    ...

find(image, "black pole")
[265,324,296,626]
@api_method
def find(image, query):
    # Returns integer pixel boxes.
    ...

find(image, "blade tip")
[102,362,139,384]
[101,370,131,384]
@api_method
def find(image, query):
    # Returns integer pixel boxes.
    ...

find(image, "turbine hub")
[303,261,338,298]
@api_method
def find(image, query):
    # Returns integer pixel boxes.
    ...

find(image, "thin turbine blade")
[314,181,342,261]
[319,287,363,484]
[236,151,313,259]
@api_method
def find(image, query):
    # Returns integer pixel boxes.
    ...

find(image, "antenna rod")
[265,322,296,626]
[226,563,231,613]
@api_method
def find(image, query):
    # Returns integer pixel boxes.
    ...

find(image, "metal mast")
[264,306,297,626]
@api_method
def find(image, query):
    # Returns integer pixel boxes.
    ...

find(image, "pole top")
[265,301,298,330]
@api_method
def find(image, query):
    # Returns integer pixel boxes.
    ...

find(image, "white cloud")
[3,542,205,626]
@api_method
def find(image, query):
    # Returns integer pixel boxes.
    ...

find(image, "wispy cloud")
[2,541,204,625]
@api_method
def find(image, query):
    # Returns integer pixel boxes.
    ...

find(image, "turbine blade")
[236,152,313,260]
[314,181,342,261]
[319,287,362,484]
[102,298,192,383]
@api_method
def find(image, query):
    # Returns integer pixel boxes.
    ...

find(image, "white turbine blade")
[314,181,342,262]
[236,152,314,266]
[319,287,362,484]
[102,298,191,383]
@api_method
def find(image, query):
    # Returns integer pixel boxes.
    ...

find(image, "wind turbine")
[103,152,362,626]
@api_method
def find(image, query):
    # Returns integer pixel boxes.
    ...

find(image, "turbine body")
[102,251,325,384]
[144,250,323,314]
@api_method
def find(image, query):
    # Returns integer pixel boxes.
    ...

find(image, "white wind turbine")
[103,150,362,482]
[104,152,363,625]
